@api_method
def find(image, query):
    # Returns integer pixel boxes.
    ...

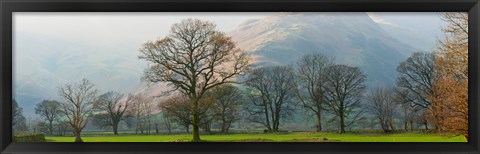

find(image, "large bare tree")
[59,79,99,142]
[324,64,366,134]
[367,86,397,133]
[245,66,297,132]
[295,53,333,132]
[396,52,436,108]
[96,91,129,135]
[35,100,62,135]
[139,18,249,142]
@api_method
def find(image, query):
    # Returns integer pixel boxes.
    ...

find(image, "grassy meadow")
[45,131,466,142]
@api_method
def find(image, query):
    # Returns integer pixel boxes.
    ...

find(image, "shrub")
[13,132,46,142]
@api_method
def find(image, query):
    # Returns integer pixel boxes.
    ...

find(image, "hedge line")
[13,132,46,142]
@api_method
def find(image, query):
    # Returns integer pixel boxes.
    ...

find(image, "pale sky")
[13,12,445,48]
[13,12,275,47]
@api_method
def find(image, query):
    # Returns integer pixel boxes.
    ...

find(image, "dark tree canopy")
[35,100,62,135]
[245,66,297,132]
[12,99,27,132]
[396,52,436,108]
[324,64,366,134]
[208,85,244,133]
[296,53,333,132]
[96,91,128,135]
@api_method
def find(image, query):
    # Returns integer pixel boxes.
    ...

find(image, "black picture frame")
[1,0,479,154]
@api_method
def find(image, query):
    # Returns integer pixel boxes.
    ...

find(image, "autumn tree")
[96,91,130,135]
[429,79,467,136]
[324,64,366,134]
[159,94,216,133]
[139,18,249,142]
[35,100,62,135]
[436,12,468,78]
[159,96,192,133]
[367,86,397,133]
[295,53,333,132]
[428,12,468,139]
[245,66,297,132]
[59,79,99,142]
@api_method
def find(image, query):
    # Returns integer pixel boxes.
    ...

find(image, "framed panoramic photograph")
[1,0,479,154]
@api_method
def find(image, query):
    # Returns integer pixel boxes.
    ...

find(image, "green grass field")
[45,132,466,142]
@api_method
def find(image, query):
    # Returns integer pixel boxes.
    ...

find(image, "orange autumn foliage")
[428,78,467,137]
[428,12,468,139]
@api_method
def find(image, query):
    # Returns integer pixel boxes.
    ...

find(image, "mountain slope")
[229,12,416,87]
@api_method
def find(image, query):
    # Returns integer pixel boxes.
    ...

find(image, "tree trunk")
[264,105,272,132]
[225,124,230,133]
[113,123,119,135]
[221,115,226,133]
[192,123,200,142]
[339,111,345,134]
[135,122,139,134]
[49,121,53,136]
[192,99,201,142]
[424,122,428,130]
[273,106,280,132]
[316,112,322,132]
[410,121,414,131]
[74,129,83,142]
[186,125,190,133]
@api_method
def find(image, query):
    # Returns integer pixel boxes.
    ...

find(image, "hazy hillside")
[230,12,415,87]
[14,32,146,118]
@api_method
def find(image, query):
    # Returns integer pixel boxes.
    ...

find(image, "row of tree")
[31,80,162,142]
[16,12,467,142]
[370,12,468,138]
[137,13,469,141]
